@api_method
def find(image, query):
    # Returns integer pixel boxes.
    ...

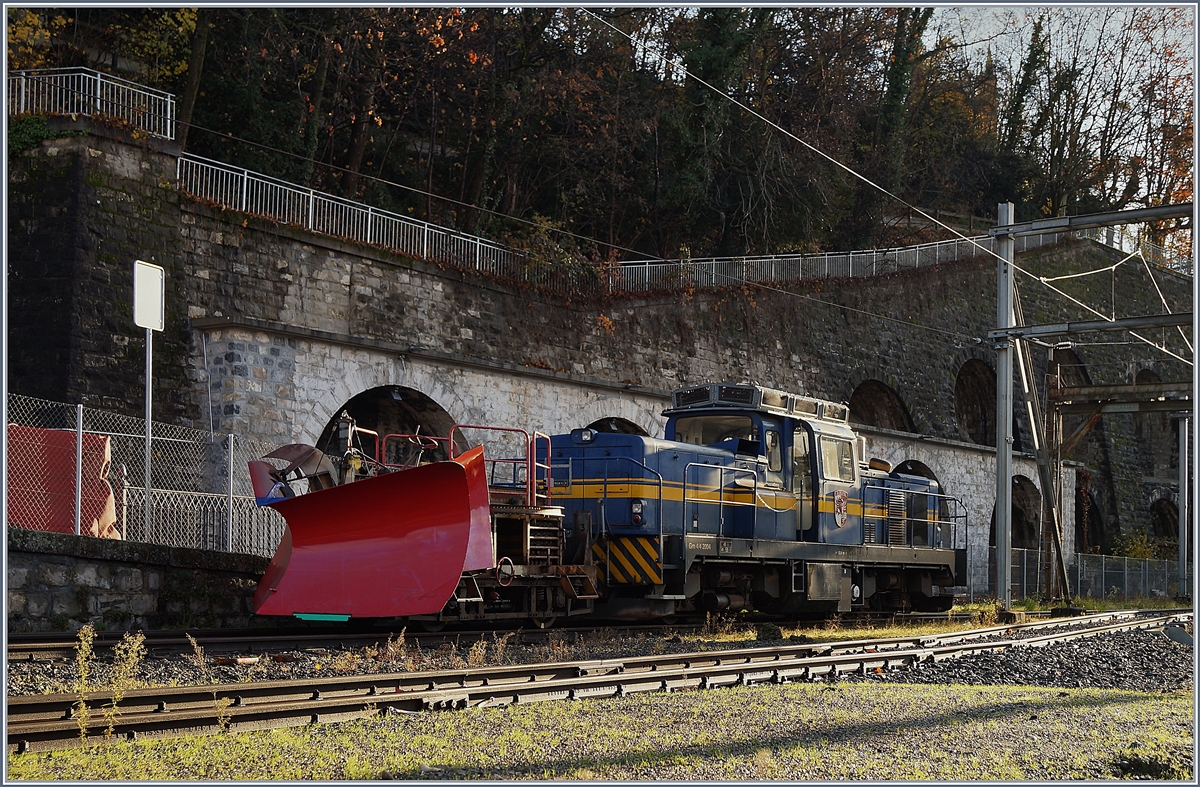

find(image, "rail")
[683,462,761,539]
[177,153,525,274]
[8,67,175,139]
[448,424,550,507]
[8,610,1188,752]
[859,487,966,550]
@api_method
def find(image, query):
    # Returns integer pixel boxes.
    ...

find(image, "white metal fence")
[8,67,175,140]
[6,394,283,557]
[9,68,1191,288]
[988,546,1192,601]
[177,154,527,274]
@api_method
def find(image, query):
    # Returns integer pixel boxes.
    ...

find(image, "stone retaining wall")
[6,527,268,633]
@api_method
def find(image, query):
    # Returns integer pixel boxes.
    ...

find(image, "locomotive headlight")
[631,499,644,524]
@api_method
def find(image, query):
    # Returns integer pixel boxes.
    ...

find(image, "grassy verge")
[9,682,1191,781]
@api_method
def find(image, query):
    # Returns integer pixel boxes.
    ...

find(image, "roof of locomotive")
[663,382,852,426]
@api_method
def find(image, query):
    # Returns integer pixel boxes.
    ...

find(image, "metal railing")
[6,394,284,557]
[179,150,1158,295]
[987,546,1192,600]
[1075,225,1192,276]
[10,68,1189,294]
[8,67,175,140]
[177,153,526,275]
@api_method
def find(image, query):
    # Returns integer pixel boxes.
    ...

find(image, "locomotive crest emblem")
[833,490,850,528]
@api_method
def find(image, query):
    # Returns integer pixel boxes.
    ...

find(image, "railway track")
[8,609,1189,753]
[6,622,705,662]
[2,608,1069,661]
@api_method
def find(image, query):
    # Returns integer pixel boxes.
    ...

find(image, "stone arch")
[1052,347,1091,387]
[954,359,996,446]
[989,474,1041,550]
[894,459,951,523]
[1150,498,1178,540]
[848,380,915,432]
[893,459,940,487]
[315,385,459,464]
[292,347,483,447]
[586,417,650,436]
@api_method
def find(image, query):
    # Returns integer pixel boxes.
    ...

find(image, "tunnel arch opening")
[585,417,650,436]
[848,380,915,432]
[315,385,459,465]
[989,475,1041,550]
[954,359,996,446]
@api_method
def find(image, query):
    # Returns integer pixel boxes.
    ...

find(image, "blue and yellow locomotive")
[551,382,967,617]
[250,380,967,625]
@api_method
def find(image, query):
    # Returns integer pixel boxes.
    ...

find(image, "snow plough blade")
[252,447,491,619]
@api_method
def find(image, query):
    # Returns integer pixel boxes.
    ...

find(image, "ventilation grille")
[718,386,755,405]
[675,386,712,407]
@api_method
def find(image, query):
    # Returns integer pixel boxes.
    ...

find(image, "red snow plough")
[248,414,598,624]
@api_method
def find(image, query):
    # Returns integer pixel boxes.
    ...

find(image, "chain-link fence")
[986,546,1192,600]
[7,394,284,557]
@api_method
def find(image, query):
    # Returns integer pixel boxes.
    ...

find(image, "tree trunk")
[175,8,211,151]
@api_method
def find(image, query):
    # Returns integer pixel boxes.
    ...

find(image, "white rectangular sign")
[133,259,165,331]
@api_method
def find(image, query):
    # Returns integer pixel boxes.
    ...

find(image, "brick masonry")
[7,123,1191,607]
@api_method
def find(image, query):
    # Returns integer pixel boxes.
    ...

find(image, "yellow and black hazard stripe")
[592,536,662,585]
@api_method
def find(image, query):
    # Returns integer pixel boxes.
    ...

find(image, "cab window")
[820,437,856,483]
[672,415,756,447]
[764,429,782,472]
[792,427,813,496]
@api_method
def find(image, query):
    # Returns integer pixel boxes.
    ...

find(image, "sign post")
[134,260,165,540]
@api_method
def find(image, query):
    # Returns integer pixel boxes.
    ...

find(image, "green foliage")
[1111,529,1158,560]
[8,116,51,156]
[755,622,783,641]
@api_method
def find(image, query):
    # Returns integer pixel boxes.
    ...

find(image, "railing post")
[308,190,315,231]
[226,433,235,552]
[1123,556,1128,599]
[20,73,27,114]
[241,169,249,213]
[94,70,101,116]
[423,224,429,259]
[74,404,83,536]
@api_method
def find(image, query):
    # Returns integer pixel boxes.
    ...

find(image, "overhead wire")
[1140,254,1194,354]
[582,9,1193,367]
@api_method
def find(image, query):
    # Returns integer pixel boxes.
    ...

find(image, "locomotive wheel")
[530,616,557,629]
[415,619,446,632]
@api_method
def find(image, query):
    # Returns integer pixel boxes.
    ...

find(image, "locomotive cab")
[552,382,967,617]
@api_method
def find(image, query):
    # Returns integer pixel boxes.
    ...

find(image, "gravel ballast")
[6,623,1193,781]
[6,622,1193,696]
[846,629,1195,692]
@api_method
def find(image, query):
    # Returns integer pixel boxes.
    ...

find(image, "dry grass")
[10,682,1191,781]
